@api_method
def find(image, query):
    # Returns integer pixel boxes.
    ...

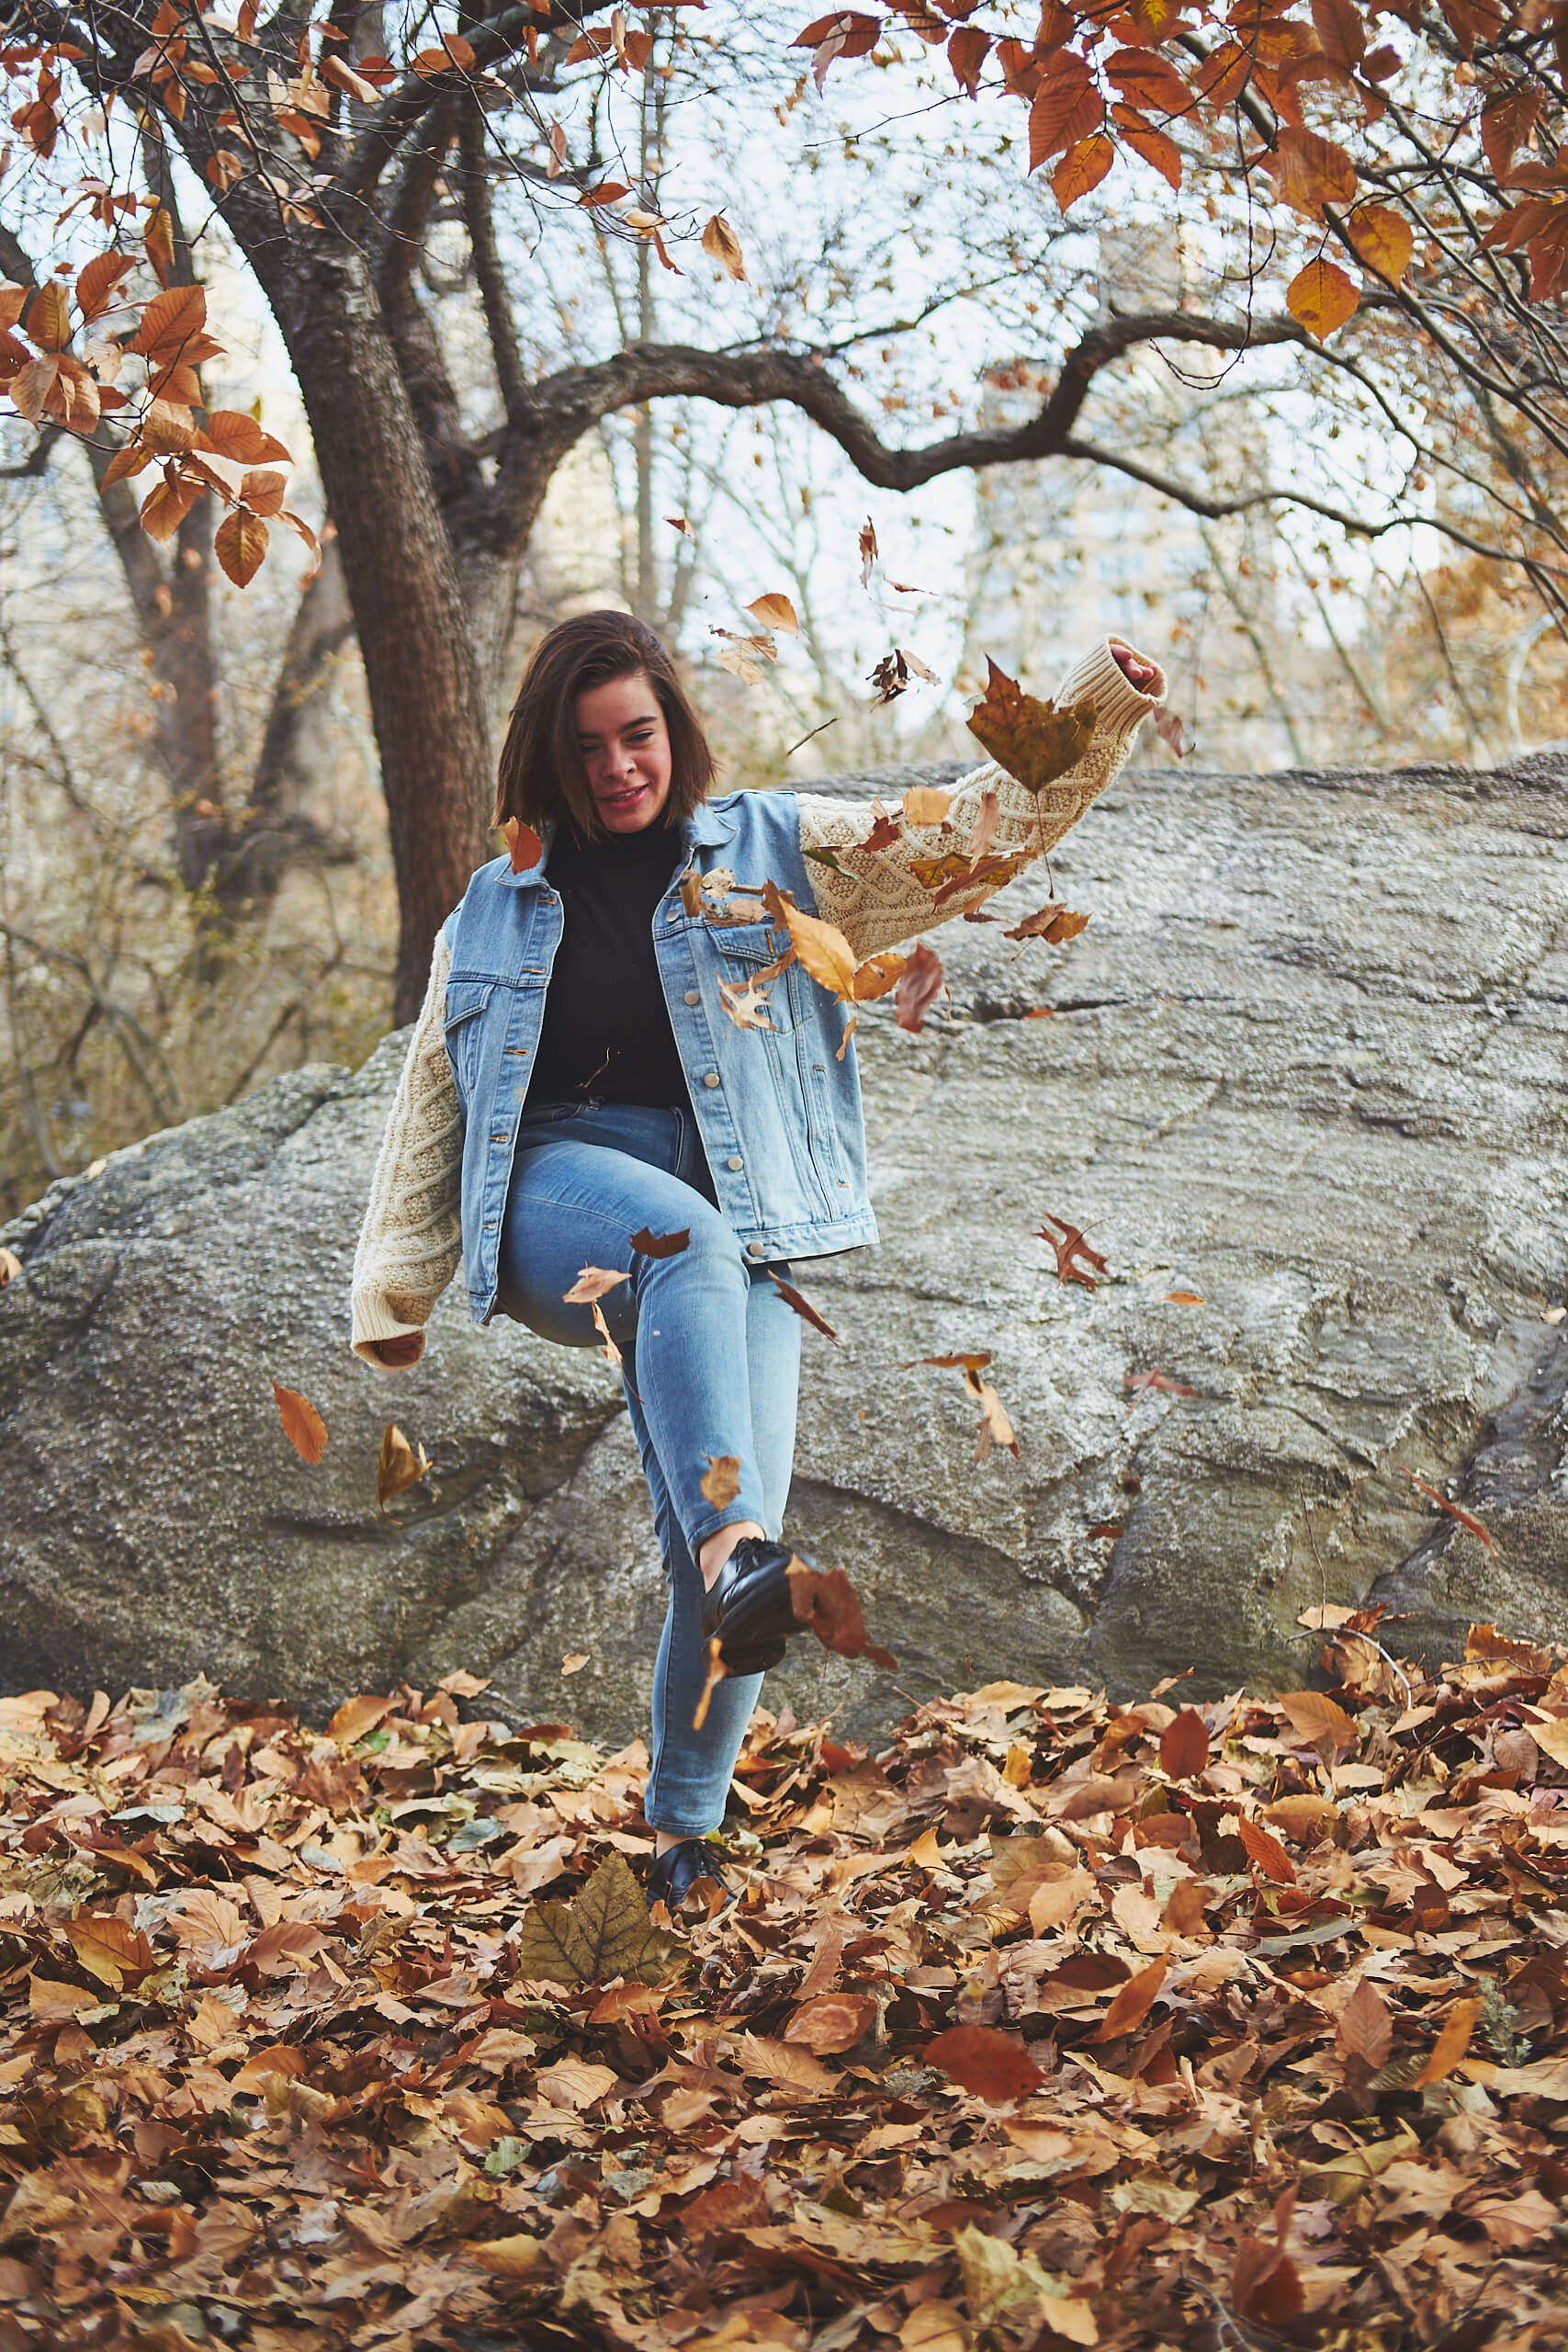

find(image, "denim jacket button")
[747,1241,765,1256]
[683,989,700,1005]
[703,1072,721,1088]
[727,1156,743,1171]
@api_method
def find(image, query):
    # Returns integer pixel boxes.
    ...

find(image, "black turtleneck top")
[529,819,693,1112]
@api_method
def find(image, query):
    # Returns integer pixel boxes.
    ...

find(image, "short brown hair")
[493,610,716,840]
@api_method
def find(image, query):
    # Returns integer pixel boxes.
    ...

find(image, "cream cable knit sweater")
[350,636,1163,1366]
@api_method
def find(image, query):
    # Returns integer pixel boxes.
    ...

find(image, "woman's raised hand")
[1111,642,1162,695]
[368,1331,424,1368]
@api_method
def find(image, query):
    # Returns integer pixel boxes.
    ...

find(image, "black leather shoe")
[699,1535,807,1675]
[647,1838,730,1913]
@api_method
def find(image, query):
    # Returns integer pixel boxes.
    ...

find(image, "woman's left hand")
[1111,642,1162,695]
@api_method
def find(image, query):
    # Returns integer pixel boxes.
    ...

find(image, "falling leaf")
[513,1852,686,1987]
[965,1363,1019,1463]
[785,1560,897,1670]
[563,1265,629,1303]
[718,972,776,1031]
[1401,1468,1497,1555]
[1095,1955,1168,2041]
[273,1382,327,1464]
[1124,1368,1197,1396]
[1154,702,1185,756]
[779,899,858,1001]
[1416,1996,1481,2086]
[746,591,799,634]
[967,660,1096,795]
[1004,902,1090,944]
[665,513,695,537]
[691,1634,728,1732]
[903,786,952,826]
[770,1271,839,1340]
[0,1248,21,1286]
[895,940,945,1034]
[924,2025,1044,2103]
[1159,1708,1210,1781]
[858,515,878,584]
[1164,1289,1204,1304]
[559,1654,589,1676]
[377,1422,431,1511]
[630,1227,690,1258]
[1238,1815,1297,1884]
[503,816,543,873]
[1037,1214,1108,1291]
[701,212,746,279]
[701,1455,740,1508]
[786,1993,876,2053]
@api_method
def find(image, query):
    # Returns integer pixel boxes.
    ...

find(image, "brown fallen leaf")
[701,1454,740,1509]
[785,1560,897,1671]
[966,658,1096,795]
[563,1265,629,1303]
[512,1852,686,1988]
[1238,1815,1297,1884]
[853,809,903,854]
[377,1421,431,1511]
[502,816,543,873]
[630,1226,690,1258]
[770,1270,838,1340]
[1400,1468,1498,1556]
[1159,1707,1210,1781]
[1095,1954,1168,2041]
[1002,900,1090,944]
[903,785,951,826]
[785,1993,876,2054]
[895,939,945,1033]
[1037,1212,1108,1292]
[1278,1689,1358,1754]
[1337,1975,1394,2069]
[1416,1996,1480,2086]
[559,1654,589,1676]
[273,1381,327,1465]
[923,2024,1043,2103]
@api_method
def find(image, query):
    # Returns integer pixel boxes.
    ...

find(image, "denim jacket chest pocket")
[705,919,804,1032]
[442,978,495,1108]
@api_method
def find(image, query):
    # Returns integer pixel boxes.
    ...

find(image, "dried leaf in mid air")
[665,514,694,537]
[513,1852,686,1988]
[895,940,945,1034]
[858,515,877,585]
[701,1454,740,1509]
[701,211,747,280]
[377,1422,431,1511]
[785,1560,897,1671]
[1154,702,1186,757]
[273,1382,327,1465]
[563,1266,629,1303]
[0,1248,21,1285]
[923,2024,1043,2103]
[770,1270,839,1340]
[1159,1707,1210,1781]
[630,1227,690,1258]
[503,816,543,873]
[560,1654,589,1676]
[966,1365,1019,1463]
[746,591,799,635]
[1003,902,1089,944]
[903,786,951,826]
[852,951,905,1001]
[1037,1213,1108,1291]
[968,786,1000,864]
[967,659,1096,795]
[1401,1468,1497,1556]
[780,900,858,1002]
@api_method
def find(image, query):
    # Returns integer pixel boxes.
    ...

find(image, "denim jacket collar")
[498,797,739,889]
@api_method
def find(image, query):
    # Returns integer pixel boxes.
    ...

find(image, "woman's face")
[574,670,673,833]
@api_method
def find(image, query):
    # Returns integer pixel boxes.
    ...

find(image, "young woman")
[351,610,1164,1910]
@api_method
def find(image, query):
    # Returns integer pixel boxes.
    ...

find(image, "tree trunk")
[251,241,492,1023]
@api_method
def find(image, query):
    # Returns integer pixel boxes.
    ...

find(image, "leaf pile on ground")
[3,1615,1568,2351]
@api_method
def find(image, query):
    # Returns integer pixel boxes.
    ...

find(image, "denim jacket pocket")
[709,920,802,1030]
[442,978,495,1106]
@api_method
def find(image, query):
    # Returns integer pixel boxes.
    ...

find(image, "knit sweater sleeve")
[795,637,1165,960]
[349,930,464,1368]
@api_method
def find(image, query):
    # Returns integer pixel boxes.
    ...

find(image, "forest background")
[4,0,1568,1221]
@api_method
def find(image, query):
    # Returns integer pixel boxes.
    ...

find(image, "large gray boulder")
[3,755,1565,1738]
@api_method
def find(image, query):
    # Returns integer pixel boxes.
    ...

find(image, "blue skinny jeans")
[495,1099,802,1838]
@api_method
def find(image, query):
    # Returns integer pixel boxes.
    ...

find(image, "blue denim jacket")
[439,792,877,1327]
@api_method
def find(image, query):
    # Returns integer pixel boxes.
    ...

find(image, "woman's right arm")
[349,931,465,1369]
